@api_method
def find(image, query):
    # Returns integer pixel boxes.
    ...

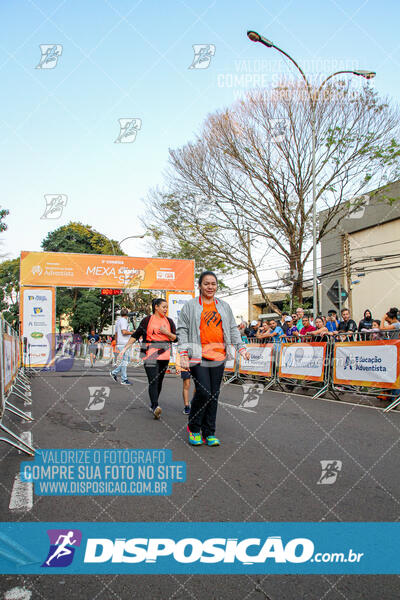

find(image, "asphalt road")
[0,360,399,599]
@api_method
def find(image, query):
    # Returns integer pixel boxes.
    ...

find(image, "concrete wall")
[319,181,400,318]
[349,218,400,321]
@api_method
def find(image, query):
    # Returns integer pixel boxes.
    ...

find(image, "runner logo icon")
[42,529,82,567]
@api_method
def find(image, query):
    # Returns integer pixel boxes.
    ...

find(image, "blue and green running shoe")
[187,425,203,446]
[205,436,220,446]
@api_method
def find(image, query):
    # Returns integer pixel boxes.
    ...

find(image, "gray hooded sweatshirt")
[177,295,246,362]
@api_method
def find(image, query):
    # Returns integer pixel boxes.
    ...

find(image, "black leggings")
[144,359,169,409]
[189,360,225,437]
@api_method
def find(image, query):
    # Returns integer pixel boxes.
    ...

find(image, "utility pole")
[343,233,352,313]
[247,230,252,322]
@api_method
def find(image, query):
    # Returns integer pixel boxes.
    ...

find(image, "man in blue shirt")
[257,319,284,342]
[284,315,299,339]
[326,310,338,333]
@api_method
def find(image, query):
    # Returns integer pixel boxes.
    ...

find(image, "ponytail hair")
[387,307,399,320]
[152,298,166,313]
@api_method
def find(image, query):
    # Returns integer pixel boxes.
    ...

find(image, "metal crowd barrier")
[329,331,400,412]
[0,316,35,456]
[221,332,400,413]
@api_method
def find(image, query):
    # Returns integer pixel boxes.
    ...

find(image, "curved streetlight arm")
[109,234,147,256]
[267,43,312,99]
[314,70,366,105]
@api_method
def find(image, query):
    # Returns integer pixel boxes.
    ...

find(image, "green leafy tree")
[41,222,123,333]
[0,207,9,233]
[0,258,19,328]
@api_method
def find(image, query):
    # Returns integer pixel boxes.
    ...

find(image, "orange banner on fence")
[20,251,195,291]
[333,340,400,389]
[279,342,327,382]
[239,344,273,377]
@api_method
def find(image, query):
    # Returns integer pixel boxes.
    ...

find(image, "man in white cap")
[245,320,259,339]
[284,315,299,339]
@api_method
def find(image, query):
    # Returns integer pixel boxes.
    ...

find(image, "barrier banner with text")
[239,344,273,377]
[2,333,14,393]
[166,292,195,323]
[225,345,236,373]
[21,287,56,367]
[279,343,327,382]
[102,345,112,359]
[333,340,400,388]
[20,251,195,291]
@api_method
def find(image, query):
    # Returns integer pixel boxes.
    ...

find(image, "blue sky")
[1,0,399,312]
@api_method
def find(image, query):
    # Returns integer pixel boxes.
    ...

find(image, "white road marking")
[10,432,33,512]
[17,432,32,454]
[4,587,32,600]
[219,401,256,413]
[9,473,33,512]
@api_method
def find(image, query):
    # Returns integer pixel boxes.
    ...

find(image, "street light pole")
[108,233,148,335]
[311,105,317,317]
[246,31,375,319]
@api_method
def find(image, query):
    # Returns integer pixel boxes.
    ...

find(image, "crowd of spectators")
[238,306,400,343]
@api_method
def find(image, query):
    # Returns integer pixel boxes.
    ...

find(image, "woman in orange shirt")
[120,299,176,419]
[110,335,117,365]
[177,271,250,446]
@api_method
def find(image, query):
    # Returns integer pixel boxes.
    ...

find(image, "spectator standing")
[338,308,358,340]
[88,329,99,368]
[358,309,373,333]
[281,312,290,333]
[238,322,248,341]
[378,308,400,401]
[369,319,384,341]
[296,307,305,330]
[326,310,338,333]
[299,315,316,337]
[110,308,133,385]
[110,334,117,364]
[310,316,329,341]
[380,307,400,339]
[256,321,270,338]
[246,320,259,339]
[284,315,299,339]
[257,319,284,342]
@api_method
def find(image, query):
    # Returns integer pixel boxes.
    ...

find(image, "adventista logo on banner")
[334,341,400,388]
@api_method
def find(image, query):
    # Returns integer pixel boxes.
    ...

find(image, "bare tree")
[144,82,400,311]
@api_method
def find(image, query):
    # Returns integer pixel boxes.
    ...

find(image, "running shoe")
[187,425,203,445]
[182,406,190,415]
[153,406,162,419]
[110,372,118,382]
[121,380,133,385]
[205,436,220,446]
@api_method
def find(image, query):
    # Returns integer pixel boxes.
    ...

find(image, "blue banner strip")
[0,522,399,574]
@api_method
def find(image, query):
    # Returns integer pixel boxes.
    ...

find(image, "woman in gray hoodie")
[177,271,250,447]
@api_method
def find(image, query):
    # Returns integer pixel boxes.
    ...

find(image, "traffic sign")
[327,280,348,309]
